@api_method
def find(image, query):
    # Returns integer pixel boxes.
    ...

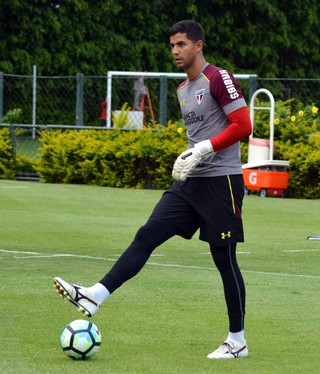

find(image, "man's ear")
[195,40,203,51]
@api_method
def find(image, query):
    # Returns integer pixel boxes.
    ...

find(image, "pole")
[106,72,112,128]
[76,73,84,127]
[32,65,37,139]
[0,72,3,121]
[159,75,168,126]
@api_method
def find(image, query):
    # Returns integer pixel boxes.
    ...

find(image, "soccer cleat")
[207,340,248,359]
[53,277,100,317]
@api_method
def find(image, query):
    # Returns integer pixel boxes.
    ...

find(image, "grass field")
[0,179,319,374]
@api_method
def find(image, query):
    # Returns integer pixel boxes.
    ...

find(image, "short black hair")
[169,20,205,43]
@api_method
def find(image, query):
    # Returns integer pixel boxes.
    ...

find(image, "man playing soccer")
[54,20,252,359]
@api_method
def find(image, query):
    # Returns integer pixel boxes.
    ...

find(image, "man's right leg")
[98,220,179,292]
[54,220,180,316]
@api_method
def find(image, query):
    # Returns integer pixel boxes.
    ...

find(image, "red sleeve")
[210,107,252,151]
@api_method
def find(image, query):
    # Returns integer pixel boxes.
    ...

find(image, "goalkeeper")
[54,20,252,359]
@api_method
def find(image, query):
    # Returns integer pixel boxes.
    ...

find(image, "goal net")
[106,70,257,128]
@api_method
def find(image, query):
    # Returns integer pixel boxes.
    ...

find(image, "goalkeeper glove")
[172,140,214,182]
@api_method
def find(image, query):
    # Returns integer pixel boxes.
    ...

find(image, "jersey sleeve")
[209,68,246,110]
[204,66,251,151]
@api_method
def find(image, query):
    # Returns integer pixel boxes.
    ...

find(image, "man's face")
[170,32,202,70]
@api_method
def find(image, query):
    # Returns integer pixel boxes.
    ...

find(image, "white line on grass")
[146,262,320,279]
[1,249,320,280]
[283,249,320,253]
[200,251,250,255]
[0,249,42,254]
[15,253,120,261]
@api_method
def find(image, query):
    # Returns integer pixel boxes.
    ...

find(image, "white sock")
[88,283,110,303]
[227,330,245,345]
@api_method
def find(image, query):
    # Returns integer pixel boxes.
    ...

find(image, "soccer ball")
[60,319,102,360]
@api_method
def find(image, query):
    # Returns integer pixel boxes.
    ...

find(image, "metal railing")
[0,70,259,128]
[2,71,319,131]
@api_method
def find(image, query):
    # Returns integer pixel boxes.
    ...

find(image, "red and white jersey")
[177,63,248,177]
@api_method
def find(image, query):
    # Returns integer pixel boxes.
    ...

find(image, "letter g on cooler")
[249,172,257,185]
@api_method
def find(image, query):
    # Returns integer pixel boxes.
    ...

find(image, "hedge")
[35,123,187,189]
[0,100,319,198]
[0,128,15,179]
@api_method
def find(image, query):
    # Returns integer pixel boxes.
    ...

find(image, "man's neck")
[186,57,207,80]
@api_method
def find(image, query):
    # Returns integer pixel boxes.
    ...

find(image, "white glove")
[172,140,214,182]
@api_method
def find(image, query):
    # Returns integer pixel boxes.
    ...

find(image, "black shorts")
[149,175,245,247]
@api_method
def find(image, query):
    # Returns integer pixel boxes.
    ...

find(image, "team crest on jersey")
[195,89,205,105]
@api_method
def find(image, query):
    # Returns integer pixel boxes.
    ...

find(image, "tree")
[0,0,319,77]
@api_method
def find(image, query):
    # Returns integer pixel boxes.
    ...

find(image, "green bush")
[36,123,187,189]
[15,153,40,178]
[2,108,23,124]
[274,102,320,198]
[276,133,320,199]
[2,100,319,198]
[0,128,15,179]
[251,100,319,144]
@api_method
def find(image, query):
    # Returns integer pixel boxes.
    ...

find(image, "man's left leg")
[207,242,248,359]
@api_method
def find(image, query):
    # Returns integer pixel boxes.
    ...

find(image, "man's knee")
[134,220,178,247]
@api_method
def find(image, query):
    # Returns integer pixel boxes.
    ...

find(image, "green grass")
[0,179,319,374]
